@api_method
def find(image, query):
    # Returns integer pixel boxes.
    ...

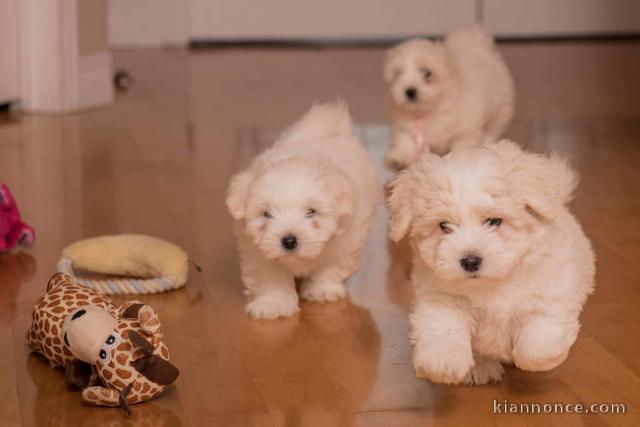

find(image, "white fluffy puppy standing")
[227,102,380,319]
[387,140,595,384]
[384,26,514,169]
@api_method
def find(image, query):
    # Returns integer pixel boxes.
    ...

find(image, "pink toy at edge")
[0,183,35,252]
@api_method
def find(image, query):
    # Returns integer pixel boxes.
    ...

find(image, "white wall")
[108,0,188,48]
[484,0,640,37]
[107,0,640,47]
[0,0,20,103]
[79,0,109,55]
[189,0,476,40]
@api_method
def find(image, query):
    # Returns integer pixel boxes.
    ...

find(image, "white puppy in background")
[383,26,515,169]
[227,102,380,319]
[387,140,595,384]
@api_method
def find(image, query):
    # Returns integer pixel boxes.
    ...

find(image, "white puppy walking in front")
[227,102,380,319]
[384,26,514,168]
[387,140,595,384]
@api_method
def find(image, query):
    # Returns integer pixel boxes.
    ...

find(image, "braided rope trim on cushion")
[56,257,183,295]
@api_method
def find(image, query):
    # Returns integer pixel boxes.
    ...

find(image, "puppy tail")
[446,25,495,51]
[280,101,354,143]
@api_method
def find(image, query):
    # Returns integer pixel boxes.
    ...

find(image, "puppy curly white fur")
[383,26,515,168]
[227,102,380,319]
[387,140,595,384]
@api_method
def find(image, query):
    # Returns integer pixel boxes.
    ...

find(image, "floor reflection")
[0,252,36,309]
[26,353,181,426]
[240,299,381,424]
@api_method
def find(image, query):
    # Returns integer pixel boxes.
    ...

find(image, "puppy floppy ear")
[387,170,416,242]
[489,140,578,221]
[327,171,354,221]
[387,154,442,241]
[226,170,253,220]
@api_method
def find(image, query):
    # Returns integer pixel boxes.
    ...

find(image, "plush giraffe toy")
[26,273,179,414]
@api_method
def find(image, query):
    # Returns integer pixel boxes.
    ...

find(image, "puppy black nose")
[460,255,482,273]
[281,234,298,251]
[405,87,417,101]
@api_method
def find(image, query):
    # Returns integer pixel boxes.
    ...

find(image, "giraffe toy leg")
[82,386,120,406]
[82,384,133,415]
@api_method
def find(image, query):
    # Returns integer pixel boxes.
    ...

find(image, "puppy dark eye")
[263,211,272,219]
[423,69,433,80]
[439,221,453,234]
[305,208,316,218]
[485,217,503,227]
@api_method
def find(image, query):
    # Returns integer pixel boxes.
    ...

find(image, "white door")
[189,0,477,40]
[0,0,19,103]
[483,0,640,37]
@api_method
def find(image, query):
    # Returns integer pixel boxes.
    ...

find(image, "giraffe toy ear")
[128,330,154,356]
[121,302,144,319]
[132,354,180,386]
[128,329,180,386]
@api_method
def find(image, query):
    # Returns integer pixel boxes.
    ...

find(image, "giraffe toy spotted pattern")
[26,273,179,414]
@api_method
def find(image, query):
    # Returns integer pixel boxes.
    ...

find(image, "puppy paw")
[513,317,575,371]
[462,358,504,385]
[514,347,569,372]
[413,344,474,385]
[300,280,347,303]
[384,150,411,170]
[246,294,299,319]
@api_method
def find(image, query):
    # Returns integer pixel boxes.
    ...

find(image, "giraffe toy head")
[66,302,180,413]
[27,273,179,415]
[63,306,119,364]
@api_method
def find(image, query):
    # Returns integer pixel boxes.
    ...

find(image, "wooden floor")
[1,41,639,426]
